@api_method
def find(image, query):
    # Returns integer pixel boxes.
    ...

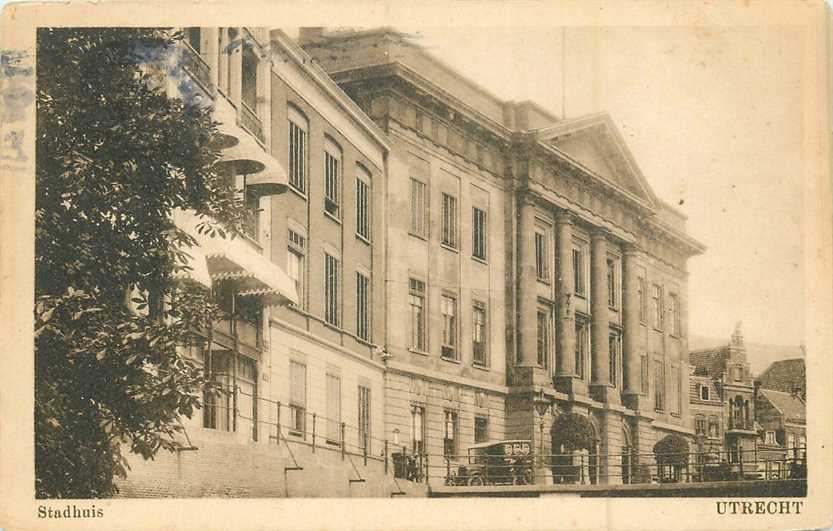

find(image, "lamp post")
[533,389,552,485]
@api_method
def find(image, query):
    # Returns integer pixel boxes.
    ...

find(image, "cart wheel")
[521,468,533,485]
[445,473,456,486]
[468,475,485,486]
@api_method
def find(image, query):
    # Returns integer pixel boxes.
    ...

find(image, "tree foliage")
[653,434,691,466]
[551,412,596,452]
[35,28,245,498]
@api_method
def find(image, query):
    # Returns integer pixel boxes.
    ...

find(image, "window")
[356,271,370,341]
[474,416,489,443]
[695,416,707,436]
[441,193,458,248]
[798,435,806,458]
[708,417,720,439]
[671,365,681,414]
[669,293,681,336]
[324,253,340,327]
[537,309,551,368]
[765,431,776,445]
[243,193,260,241]
[607,257,617,308]
[654,359,665,411]
[651,284,664,330]
[472,302,488,366]
[358,385,371,451]
[288,108,308,194]
[412,405,426,454]
[787,433,795,452]
[535,230,549,281]
[289,360,307,436]
[637,277,647,322]
[324,141,341,218]
[202,349,230,432]
[640,354,649,395]
[441,294,458,359]
[241,46,258,113]
[575,319,589,379]
[444,410,459,457]
[287,229,306,306]
[409,178,427,238]
[409,279,426,351]
[700,384,710,401]
[572,245,586,296]
[609,332,621,388]
[326,373,341,444]
[356,171,371,241]
[186,27,201,53]
[472,207,488,260]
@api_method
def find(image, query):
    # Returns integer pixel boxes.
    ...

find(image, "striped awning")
[172,208,298,306]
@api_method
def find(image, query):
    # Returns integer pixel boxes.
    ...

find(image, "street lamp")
[533,389,551,463]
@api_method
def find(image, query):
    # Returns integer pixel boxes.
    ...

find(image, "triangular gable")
[532,112,659,208]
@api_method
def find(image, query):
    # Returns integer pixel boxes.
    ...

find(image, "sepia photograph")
[1,1,831,530]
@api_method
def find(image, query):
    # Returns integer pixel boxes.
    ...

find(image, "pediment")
[535,113,658,208]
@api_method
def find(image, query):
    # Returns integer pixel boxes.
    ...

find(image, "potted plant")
[653,434,690,483]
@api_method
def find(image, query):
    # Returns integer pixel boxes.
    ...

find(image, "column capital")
[520,191,538,209]
[555,210,574,225]
[622,243,641,257]
[590,228,609,242]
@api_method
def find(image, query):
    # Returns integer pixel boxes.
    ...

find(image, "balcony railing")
[239,101,265,145]
[180,42,214,97]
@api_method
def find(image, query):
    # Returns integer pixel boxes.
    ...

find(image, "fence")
[425,446,807,487]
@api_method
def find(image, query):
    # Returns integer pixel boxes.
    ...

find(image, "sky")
[394,26,806,349]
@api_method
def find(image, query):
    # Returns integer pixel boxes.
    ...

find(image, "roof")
[757,358,805,394]
[689,346,729,379]
[759,389,806,424]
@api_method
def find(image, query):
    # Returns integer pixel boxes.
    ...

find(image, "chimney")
[298,27,325,45]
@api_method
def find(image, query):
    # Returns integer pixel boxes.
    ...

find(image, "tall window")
[575,318,589,379]
[573,245,586,296]
[765,431,776,445]
[700,384,710,401]
[708,417,720,439]
[651,284,664,330]
[358,385,371,451]
[241,46,258,113]
[669,293,681,336]
[356,170,371,241]
[695,416,706,436]
[324,140,341,218]
[472,207,487,261]
[324,253,340,327]
[472,302,488,366]
[441,294,458,359]
[535,230,549,281]
[289,360,307,436]
[671,365,681,414]
[409,178,427,238]
[606,257,618,308]
[443,410,459,457]
[409,279,426,351]
[474,416,489,443]
[243,193,260,241]
[441,193,458,248]
[287,229,306,307]
[609,332,621,388]
[288,108,308,194]
[326,373,341,444]
[356,271,370,341]
[640,354,649,395]
[637,277,647,322]
[654,359,665,411]
[186,27,202,53]
[537,309,551,368]
[412,405,425,454]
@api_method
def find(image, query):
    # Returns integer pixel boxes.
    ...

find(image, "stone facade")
[301,27,704,485]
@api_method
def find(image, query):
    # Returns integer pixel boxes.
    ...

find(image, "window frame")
[608,330,622,388]
[440,293,459,360]
[669,292,681,337]
[323,138,342,220]
[325,372,342,445]
[472,301,489,367]
[575,316,590,380]
[441,193,459,250]
[637,276,647,323]
[289,359,307,438]
[412,405,426,454]
[654,358,665,411]
[474,415,489,444]
[472,206,488,262]
[355,167,371,243]
[324,252,341,328]
[572,242,587,297]
[409,278,427,352]
[287,106,309,196]
[699,384,710,401]
[443,410,459,458]
[651,284,665,331]
[409,177,428,239]
[356,270,371,342]
[536,307,552,369]
[534,229,550,282]
[287,228,306,309]
[358,385,372,452]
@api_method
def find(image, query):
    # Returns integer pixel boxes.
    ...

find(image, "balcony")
[239,101,265,145]
[726,416,756,435]
[180,42,214,98]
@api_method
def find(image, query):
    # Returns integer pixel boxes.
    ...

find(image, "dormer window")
[700,385,710,401]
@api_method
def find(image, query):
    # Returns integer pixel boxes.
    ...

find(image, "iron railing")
[180,42,214,97]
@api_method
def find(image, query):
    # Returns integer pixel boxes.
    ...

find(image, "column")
[590,230,611,399]
[622,245,641,407]
[517,194,538,369]
[555,212,577,390]
[205,28,219,90]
